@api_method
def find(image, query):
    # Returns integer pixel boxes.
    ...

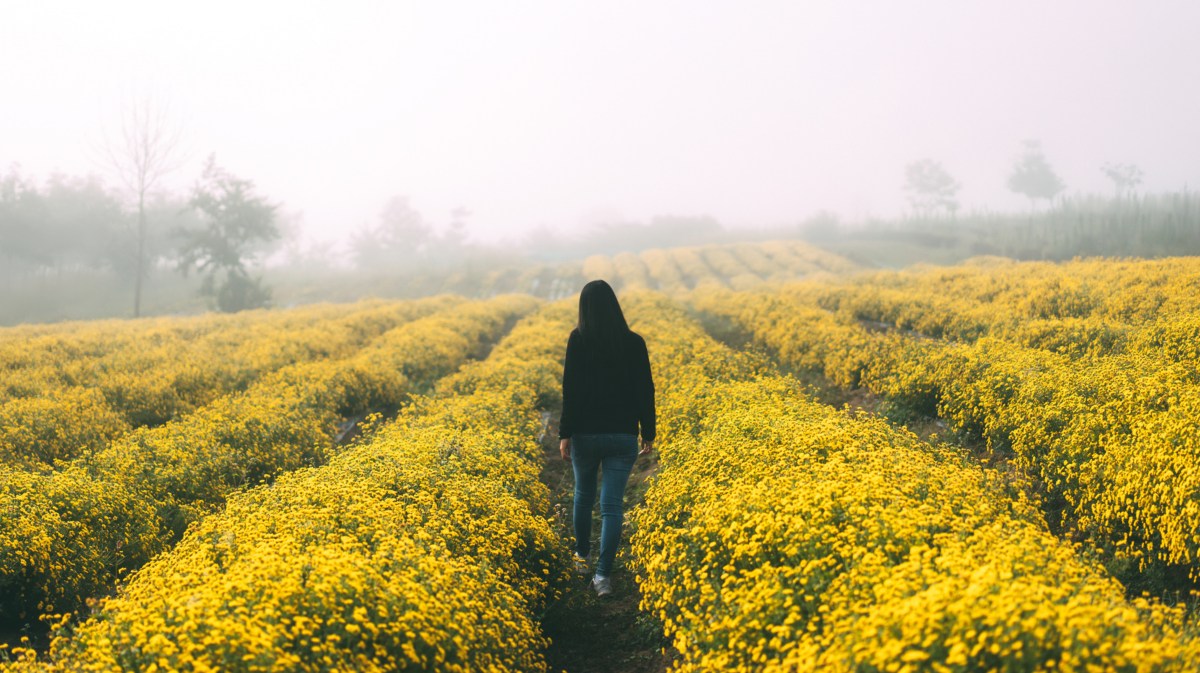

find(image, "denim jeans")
[570,433,638,578]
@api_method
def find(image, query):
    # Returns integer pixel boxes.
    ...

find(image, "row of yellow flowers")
[3,299,576,672]
[692,258,1200,589]
[799,256,1200,354]
[476,239,856,299]
[618,240,855,294]
[1,298,457,467]
[0,296,536,638]
[626,292,1200,671]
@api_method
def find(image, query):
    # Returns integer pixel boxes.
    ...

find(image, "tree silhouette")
[1007,140,1065,208]
[177,155,279,312]
[1101,163,1143,199]
[903,159,961,218]
[102,95,184,317]
[349,196,432,270]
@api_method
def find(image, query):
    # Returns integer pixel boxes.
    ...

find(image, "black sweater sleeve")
[558,330,583,439]
[634,334,656,442]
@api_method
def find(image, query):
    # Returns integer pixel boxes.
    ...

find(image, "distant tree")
[350,196,432,270]
[176,155,279,312]
[0,168,129,278]
[112,192,201,277]
[903,159,961,218]
[0,167,47,272]
[1007,140,1065,208]
[102,95,185,316]
[42,173,127,273]
[1101,162,1143,199]
[378,196,432,250]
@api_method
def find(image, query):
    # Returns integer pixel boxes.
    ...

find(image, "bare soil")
[537,412,676,673]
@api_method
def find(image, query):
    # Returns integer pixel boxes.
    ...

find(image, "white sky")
[2,0,1198,244]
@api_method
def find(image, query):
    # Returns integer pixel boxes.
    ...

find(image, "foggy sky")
[3,0,1198,245]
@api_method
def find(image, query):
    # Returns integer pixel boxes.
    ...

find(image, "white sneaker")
[591,574,612,597]
[572,553,589,576]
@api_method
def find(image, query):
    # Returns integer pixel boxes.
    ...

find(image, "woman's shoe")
[591,574,612,597]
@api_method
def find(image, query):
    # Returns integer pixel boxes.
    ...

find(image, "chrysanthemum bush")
[0,297,457,468]
[629,292,1200,672]
[573,239,855,296]
[4,302,576,672]
[0,464,163,626]
[0,295,535,635]
[790,256,1200,347]
[694,257,1200,589]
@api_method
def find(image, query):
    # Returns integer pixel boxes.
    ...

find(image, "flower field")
[632,291,1199,671]
[694,257,1200,596]
[477,239,858,299]
[4,252,1200,671]
[0,297,455,468]
[1,295,536,641]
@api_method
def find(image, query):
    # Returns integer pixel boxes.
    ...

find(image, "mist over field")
[2,0,1199,324]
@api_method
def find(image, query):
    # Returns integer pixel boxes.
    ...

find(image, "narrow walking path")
[536,411,675,673]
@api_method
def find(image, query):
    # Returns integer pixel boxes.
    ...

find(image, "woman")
[558,280,655,597]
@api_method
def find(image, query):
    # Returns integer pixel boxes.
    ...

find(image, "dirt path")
[537,412,675,673]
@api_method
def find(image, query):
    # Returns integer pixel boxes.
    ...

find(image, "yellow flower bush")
[0,296,536,632]
[0,388,128,466]
[629,293,1200,671]
[639,248,689,294]
[612,251,652,289]
[11,301,575,672]
[693,256,1200,590]
[498,239,853,296]
[0,297,457,468]
[0,464,163,626]
[7,253,1197,671]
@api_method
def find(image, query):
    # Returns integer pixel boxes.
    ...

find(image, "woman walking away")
[558,280,655,597]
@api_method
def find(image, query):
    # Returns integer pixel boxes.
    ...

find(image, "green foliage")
[214,273,272,313]
[178,155,280,312]
[0,168,134,274]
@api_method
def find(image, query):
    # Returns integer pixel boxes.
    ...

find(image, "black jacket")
[558,328,656,441]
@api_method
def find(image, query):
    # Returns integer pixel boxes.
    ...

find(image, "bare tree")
[102,95,184,317]
[1101,162,1144,200]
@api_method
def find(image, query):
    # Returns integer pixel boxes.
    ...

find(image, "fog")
[4,1,1198,243]
[2,1,1199,323]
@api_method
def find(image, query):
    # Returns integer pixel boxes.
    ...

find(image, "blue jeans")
[571,433,638,578]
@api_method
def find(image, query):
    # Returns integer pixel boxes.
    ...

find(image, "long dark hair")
[577,279,630,362]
